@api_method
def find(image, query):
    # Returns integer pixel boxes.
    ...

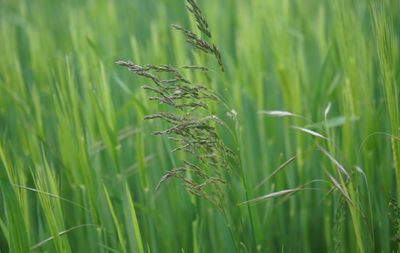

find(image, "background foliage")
[0,0,399,252]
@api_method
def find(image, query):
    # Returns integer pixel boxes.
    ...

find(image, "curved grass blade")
[30,224,98,250]
[291,126,327,139]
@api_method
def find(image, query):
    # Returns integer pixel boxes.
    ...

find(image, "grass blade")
[125,182,145,253]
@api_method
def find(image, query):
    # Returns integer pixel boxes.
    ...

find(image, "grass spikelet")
[324,102,332,121]
[255,155,297,190]
[185,0,211,38]
[258,110,299,117]
[291,126,327,139]
[318,145,350,177]
[323,169,356,209]
[240,180,326,206]
[171,0,224,71]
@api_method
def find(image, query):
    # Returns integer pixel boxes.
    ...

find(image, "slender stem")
[220,204,239,253]
[236,125,258,251]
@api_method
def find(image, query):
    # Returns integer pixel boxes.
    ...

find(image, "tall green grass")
[0,0,399,252]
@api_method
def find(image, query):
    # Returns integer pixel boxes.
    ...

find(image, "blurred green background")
[0,0,399,252]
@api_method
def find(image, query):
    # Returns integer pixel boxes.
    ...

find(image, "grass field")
[0,0,399,252]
